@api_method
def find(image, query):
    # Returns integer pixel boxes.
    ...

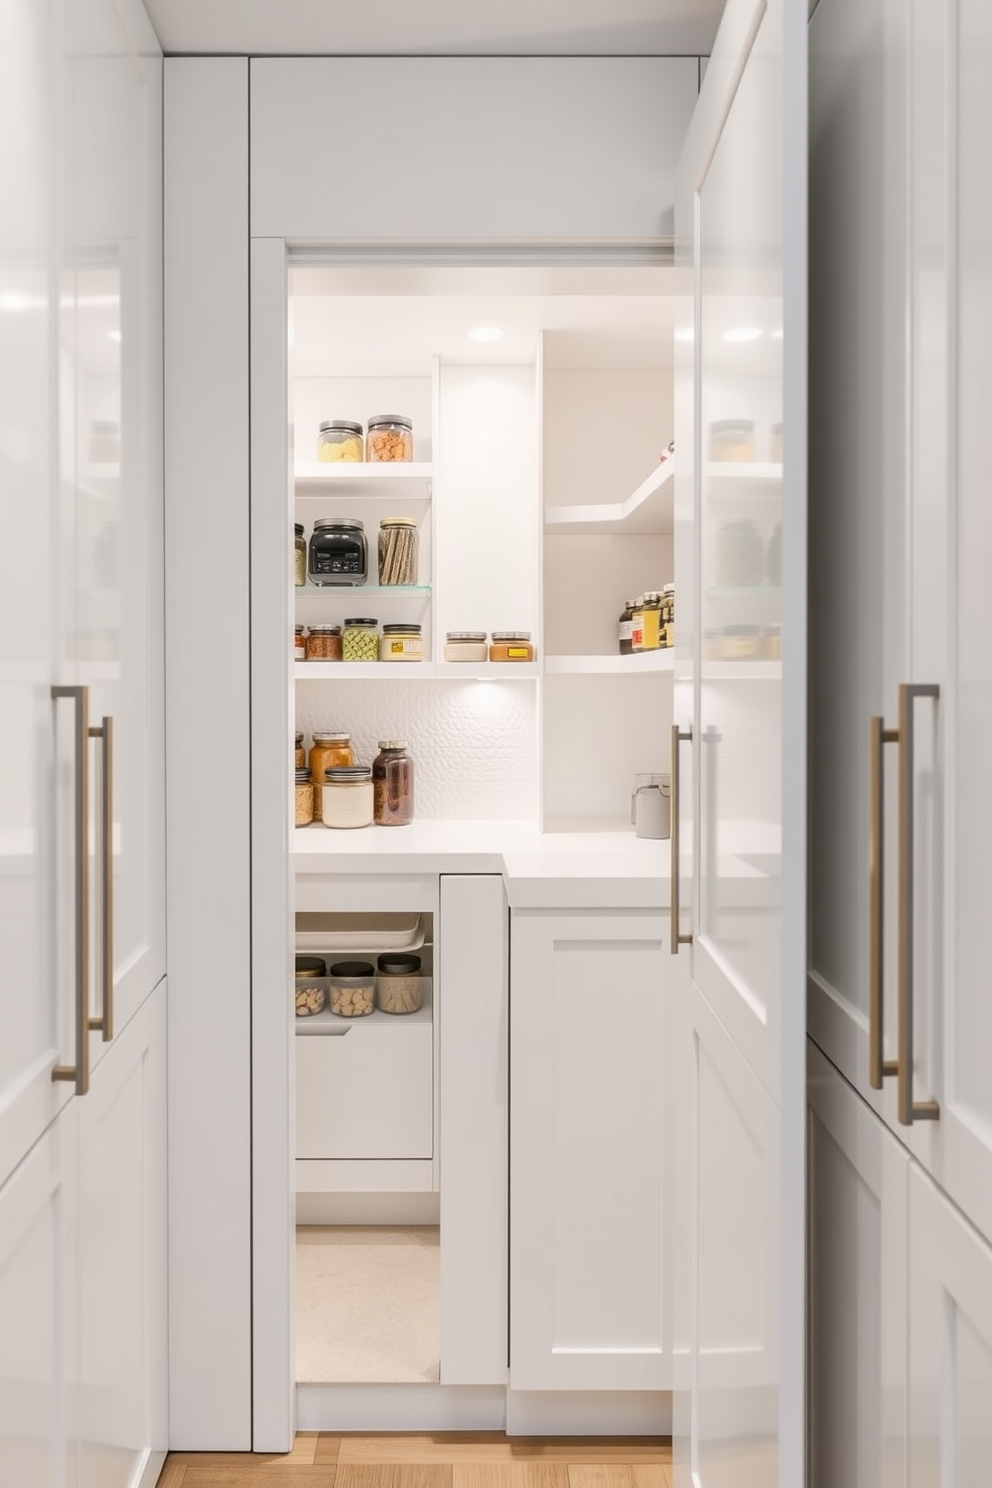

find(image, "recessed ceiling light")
[723,327,763,343]
[107,330,122,342]
[468,326,505,343]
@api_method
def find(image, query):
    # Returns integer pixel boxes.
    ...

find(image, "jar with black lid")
[373,741,414,826]
[308,517,368,586]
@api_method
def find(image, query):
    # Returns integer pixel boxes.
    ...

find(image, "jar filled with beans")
[342,618,380,661]
[305,625,343,662]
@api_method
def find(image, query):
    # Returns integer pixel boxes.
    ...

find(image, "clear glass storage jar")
[294,524,307,586]
[376,953,423,1015]
[322,765,374,829]
[305,625,343,662]
[327,960,376,1017]
[377,516,419,585]
[444,631,488,662]
[708,419,756,462]
[379,624,423,662]
[366,415,413,463]
[294,624,305,661]
[342,618,380,662]
[317,420,364,462]
[295,955,327,1018]
[294,732,306,769]
[489,632,535,662]
[294,768,314,827]
[309,733,353,819]
[308,518,367,585]
[372,742,414,826]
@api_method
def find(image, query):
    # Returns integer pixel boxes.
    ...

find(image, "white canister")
[631,773,671,839]
[321,765,374,829]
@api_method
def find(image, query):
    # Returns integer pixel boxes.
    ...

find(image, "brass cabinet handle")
[868,715,899,1089]
[51,686,91,1095]
[87,716,114,1042]
[670,723,693,954]
[895,682,940,1125]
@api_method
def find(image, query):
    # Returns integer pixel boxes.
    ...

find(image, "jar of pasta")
[304,625,343,662]
[377,517,419,585]
[342,618,380,662]
[309,733,353,820]
[366,415,413,463]
[317,420,364,462]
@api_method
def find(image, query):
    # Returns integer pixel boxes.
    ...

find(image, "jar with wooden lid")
[294,768,314,827]
[366,415,413,463]
[309,733,353,820]
[379,624,423,663]
[322,767,374,830]
[378,517,419,585]
[489,632,535,662]
[373,742,414,826]
[305,625,343,662]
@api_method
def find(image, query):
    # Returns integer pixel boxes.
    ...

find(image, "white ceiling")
[141,0,722,58]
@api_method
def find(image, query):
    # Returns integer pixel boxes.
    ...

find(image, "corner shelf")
[545,651,674,675]
[295,660,539,680]
[544,458,675,536]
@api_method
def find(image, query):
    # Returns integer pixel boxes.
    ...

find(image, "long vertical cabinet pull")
[870,684,940,1123]
[88,715,114,1041]
[51,685,91,1095]
[670,723,693,954]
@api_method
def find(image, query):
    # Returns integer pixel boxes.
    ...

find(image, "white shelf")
[545,651,674,675]
[434,660,539,679]
[544,458,674,536]
[294,660,539,680]
[703,461,782,484]
[295,585,431,596]
[296,979,433,1034]
[294,463,433,498]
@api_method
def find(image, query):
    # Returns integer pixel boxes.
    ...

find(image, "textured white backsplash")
[295,678,538,820]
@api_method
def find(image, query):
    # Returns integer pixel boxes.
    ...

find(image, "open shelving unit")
[544,457,675,536]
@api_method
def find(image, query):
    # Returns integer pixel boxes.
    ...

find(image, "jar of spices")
[373,742,414,826]
[366,415,413,463]
[305,625,343,662]
[489,632,535,662]
[632,593,663,652]
[309,733,354,820]
[294,732,306,769]
[294,768,314,827]
[379,624,423,663]
[708,419,756,463]
[342,618,380,662]
[618,599,635,656]
[317,420,363,462]
[322,766,374,830]
[661,584,675,647]
[444,631,488,662]
[294,624,306,661]
[294,524,306,586]
[378,517,419,585]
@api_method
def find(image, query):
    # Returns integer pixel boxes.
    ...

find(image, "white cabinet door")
[671,0,807,1481]
[509,908,668,1392]
[0,1116,76,1488]
[807,1042,909,1488]
[909,1166,992,1485]
[76,982,167,1488]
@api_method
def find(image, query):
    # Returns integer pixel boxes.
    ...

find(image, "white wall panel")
[249,58,698,245]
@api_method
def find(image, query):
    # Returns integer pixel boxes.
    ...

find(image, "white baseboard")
[296,1383,506,1432]
[505,1391,672,1437]
[136,1448,169,1488]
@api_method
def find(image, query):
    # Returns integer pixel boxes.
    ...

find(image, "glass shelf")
[295,584,431,596]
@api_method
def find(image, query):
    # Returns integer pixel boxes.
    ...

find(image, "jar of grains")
[309,732,353,820]
[373,741,414,826]
[294,524,306,586]
[294,624,305,661]
[379,624,423,662]
[342,618,380,662]
[294,768,314,827]
[377,517,419,585]
[317,420,364,462]
[305,624,343,662]
[322,766,374,830]
[294,732,306,769]
[376,953,423,1014]
[366,415,413,463]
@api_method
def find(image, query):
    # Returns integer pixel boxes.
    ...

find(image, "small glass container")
[294,768,314,827]
[373,741,414,826]
[632,594,662,652]
[444,631,488,662]
[489,632,535,662]
[317,420,364,462]
[708,419,756,462]
[766,521,782,586]
[721,625,762,660]
[378,516,420,585]
[294,732,306,769]
[661,584,675,648]
[366,414,413,463]
[379,624,423,663]
[376,953,423,1015]
[294,625,306,661]
[309,733,353,820]
[308,517,367,586]
[294,523,306,586]
[342,618,380,662]
[328,960,376,1017]
[322,766,374,830]
[618,599,635,656]
[305,625,343,662]
[295,955,327,1019]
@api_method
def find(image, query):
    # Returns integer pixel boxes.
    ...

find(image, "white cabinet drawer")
[296,1020,433,1160]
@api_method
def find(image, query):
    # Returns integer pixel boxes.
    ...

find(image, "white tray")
[294,912,425,953]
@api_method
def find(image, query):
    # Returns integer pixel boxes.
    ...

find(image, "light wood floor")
[161,1433,674,1488]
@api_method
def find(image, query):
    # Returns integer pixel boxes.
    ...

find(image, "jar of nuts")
[328,960,376,1017]
[366,414,413,463]
[295,956,327,1018]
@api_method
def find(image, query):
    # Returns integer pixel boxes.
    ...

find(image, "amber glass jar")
[372,741,414,826]
[309,732,353,819]
[489,632,535,662]
[305,625,343,661]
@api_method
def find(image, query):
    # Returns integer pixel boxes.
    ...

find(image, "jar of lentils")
[342,618,380,662]
[305,624,343,662]
[309,732,353,819]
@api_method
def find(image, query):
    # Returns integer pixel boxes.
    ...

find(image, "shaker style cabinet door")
[509,908,668,1392]
[670,0,807,1481]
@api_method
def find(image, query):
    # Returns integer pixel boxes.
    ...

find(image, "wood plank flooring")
[160,1434,673,1488]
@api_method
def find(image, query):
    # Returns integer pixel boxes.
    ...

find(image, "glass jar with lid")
[294,624,305,661]
[294,732,306,769]
[379,624,423,663]
[322,766,374,830]
[708,419,756,462]
[366,415,413,463]
[632,594,662,652]
[444,631,488,662]
[661,584,675,648]
[294,769,314,827]
[618,599,636,656]
[317,420,364,462]
[377,517,419,585]
[309,733,353,819]
[373,742,414,826]
[342,618,380,662]
[304,625,343,662]
[489,632,535,662]
[308,518,367,585]
[294,523,306,586]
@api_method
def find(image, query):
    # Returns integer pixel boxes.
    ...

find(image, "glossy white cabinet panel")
[807,1042,909,1488]
[296,1022,433,1160]
[509,908,668,1392]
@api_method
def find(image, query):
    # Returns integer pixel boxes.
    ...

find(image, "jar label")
[619,620,633,642]
[507,647,530,658]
